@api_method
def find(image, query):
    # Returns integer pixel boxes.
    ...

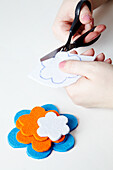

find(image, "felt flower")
[8,104,78,159]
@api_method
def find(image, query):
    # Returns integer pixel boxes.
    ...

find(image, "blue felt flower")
[8,104,78,159]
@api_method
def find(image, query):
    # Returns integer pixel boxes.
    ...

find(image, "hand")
[59,49,113,108]
[53,0,106,43]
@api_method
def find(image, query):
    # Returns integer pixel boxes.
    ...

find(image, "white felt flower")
[37,112,70,141]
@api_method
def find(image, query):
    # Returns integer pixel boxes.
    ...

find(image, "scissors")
[40,0,100,62]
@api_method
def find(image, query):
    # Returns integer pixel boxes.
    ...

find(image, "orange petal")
[18,114,30,125]
[21,122,38,136]
[53,135,65,143]
[33,132,48,142]
[18,107,46,127]
[16,131,34,144]
[16,119,23,129]
[30,107,47,119]
[32,138,52,152]
[18,107,47,136]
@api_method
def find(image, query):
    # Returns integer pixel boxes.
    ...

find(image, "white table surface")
[0,0,113,170]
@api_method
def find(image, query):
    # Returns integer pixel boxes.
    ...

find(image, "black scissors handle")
[65,0,92,48]
[70,0,91,36]
[68,26,101,50]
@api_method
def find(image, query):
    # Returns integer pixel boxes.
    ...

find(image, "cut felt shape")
[8,104,78,159]
[37,112,70,141]
[29,51,96,88]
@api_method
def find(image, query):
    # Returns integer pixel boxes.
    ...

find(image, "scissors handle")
[65,0,92,49]
[68,26,101,50]
[70,0,91,36]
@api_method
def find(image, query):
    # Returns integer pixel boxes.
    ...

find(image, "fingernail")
[106,58,112,63]
[99,53,104,57]
[59,61,66,68]
[108,58,112,60]
[82,14,92,21]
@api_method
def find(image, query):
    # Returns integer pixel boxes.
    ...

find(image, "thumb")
[79,4,92,24]
[59,60,94,78]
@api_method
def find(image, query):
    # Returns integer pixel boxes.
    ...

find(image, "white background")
[0,0,113,170]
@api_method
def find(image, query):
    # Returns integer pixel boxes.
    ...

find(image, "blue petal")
[26,144,52,159]
[61,114,78,132]
[53,134,75,152]
[14,110,31,124]
[42,104,59,113]
[8,128,27,148]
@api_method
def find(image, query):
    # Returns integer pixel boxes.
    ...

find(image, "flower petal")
[18,107,46,136]
[27,144,52,159]
[16,131,34,144]
[30,107,46,117]
[42,104,59,113]
[20,122,38,136]
[16,119,23,129]
[33,133,48,142]
[14,110,31,124]
[53,134,75,152]
[32,138,52,152]
[8,128,27,148]
[61,114,78,131]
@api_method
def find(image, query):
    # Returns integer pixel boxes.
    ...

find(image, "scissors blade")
[40,45,64,62]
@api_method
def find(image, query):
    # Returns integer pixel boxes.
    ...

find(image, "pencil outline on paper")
[39,53,81,84]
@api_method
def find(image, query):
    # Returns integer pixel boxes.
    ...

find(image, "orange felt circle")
[32,138,52,152]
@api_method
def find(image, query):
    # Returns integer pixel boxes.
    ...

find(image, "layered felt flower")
[8,104,78,159]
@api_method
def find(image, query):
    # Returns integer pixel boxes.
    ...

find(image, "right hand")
[53,0,106,43]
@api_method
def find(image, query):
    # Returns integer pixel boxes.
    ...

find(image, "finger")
[95,53,105,61]
[52,21,71,42]
[81,48,95,56]
[85,31,99,43]
[70,50,78,54]
[94,24,106,33]
[79,5,92,24]
[59,60,94,78]
[85,23,92,31]
[72,34,81,42]
[84,24,106,43]
[72,18,94,42]
[105,58,112,64]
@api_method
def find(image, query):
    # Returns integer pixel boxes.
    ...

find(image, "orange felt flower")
[16,106,65,152]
